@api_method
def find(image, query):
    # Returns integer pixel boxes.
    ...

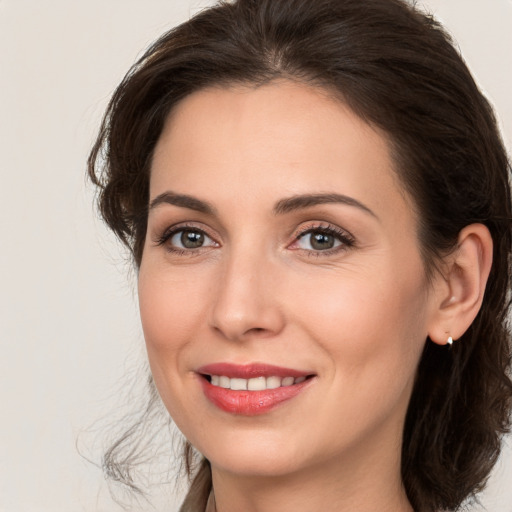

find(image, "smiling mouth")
[197,363,316,415]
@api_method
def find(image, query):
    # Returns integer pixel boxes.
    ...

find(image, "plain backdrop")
[1,1,511,511]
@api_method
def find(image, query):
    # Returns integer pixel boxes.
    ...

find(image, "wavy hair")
[88,0,512,510]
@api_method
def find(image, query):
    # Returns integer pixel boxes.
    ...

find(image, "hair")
[87,0,512,510]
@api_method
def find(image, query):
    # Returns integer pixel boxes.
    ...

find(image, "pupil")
[311,233,334,250]
[181,230,204,248]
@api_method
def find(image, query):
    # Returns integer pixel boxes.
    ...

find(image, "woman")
[88,0,512,510]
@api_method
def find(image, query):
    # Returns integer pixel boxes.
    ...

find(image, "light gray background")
[1,1,511,511]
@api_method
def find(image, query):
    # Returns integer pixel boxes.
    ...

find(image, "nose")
[209,248,285,341]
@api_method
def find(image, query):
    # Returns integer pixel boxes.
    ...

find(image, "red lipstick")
[198,362,311,379]
[197,363,314,416]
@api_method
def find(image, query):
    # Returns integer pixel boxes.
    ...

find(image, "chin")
[210,451,305,478]
[193,428,312,478]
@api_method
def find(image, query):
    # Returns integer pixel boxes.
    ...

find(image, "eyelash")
[154,222,355,257]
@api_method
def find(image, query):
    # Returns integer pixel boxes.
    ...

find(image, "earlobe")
[428,223,493,346]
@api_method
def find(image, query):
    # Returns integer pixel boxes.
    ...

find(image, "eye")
[290,224,355,254]
[156,225,218,253]
[297,231,341,251]
[171,229,212,249]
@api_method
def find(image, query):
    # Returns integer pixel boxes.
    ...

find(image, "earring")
[446,336,453,346]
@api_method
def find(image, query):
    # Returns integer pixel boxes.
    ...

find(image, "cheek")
[288,266,429,448]
[137,263,209,372]
[137,265,211,429]
[290,260,429,384]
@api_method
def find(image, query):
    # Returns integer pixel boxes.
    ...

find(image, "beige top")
[205,491,216,512]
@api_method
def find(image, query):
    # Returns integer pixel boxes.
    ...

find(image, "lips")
[197,363,315,415]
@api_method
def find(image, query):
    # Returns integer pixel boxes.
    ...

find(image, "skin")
[138,81,491,512]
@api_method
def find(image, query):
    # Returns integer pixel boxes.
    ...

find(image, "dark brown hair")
[88,0,512,510]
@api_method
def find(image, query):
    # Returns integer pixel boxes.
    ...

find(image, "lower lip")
[199,377,313,416]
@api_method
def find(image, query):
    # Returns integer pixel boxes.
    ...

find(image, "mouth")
[197,363,316,416]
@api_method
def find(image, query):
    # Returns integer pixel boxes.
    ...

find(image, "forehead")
[150,80,413,228]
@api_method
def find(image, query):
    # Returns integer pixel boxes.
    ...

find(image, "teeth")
[230,378,247,390]
[282,376,294,386]
[209,375,308,390]
[248,377,266,391]
[266,376,281,389]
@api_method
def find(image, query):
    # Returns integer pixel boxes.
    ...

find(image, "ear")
[428,223,493,346]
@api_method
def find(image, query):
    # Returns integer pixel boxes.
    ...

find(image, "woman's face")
[139,81,440,480]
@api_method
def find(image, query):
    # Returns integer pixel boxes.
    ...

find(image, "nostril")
[246,327,271,337]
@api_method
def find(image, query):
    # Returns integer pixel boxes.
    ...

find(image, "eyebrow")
[149,191,377,219]
[273,193,377,218]
[149,192,216,215]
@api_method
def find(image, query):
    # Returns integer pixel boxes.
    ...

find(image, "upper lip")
[197,362,313,379]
